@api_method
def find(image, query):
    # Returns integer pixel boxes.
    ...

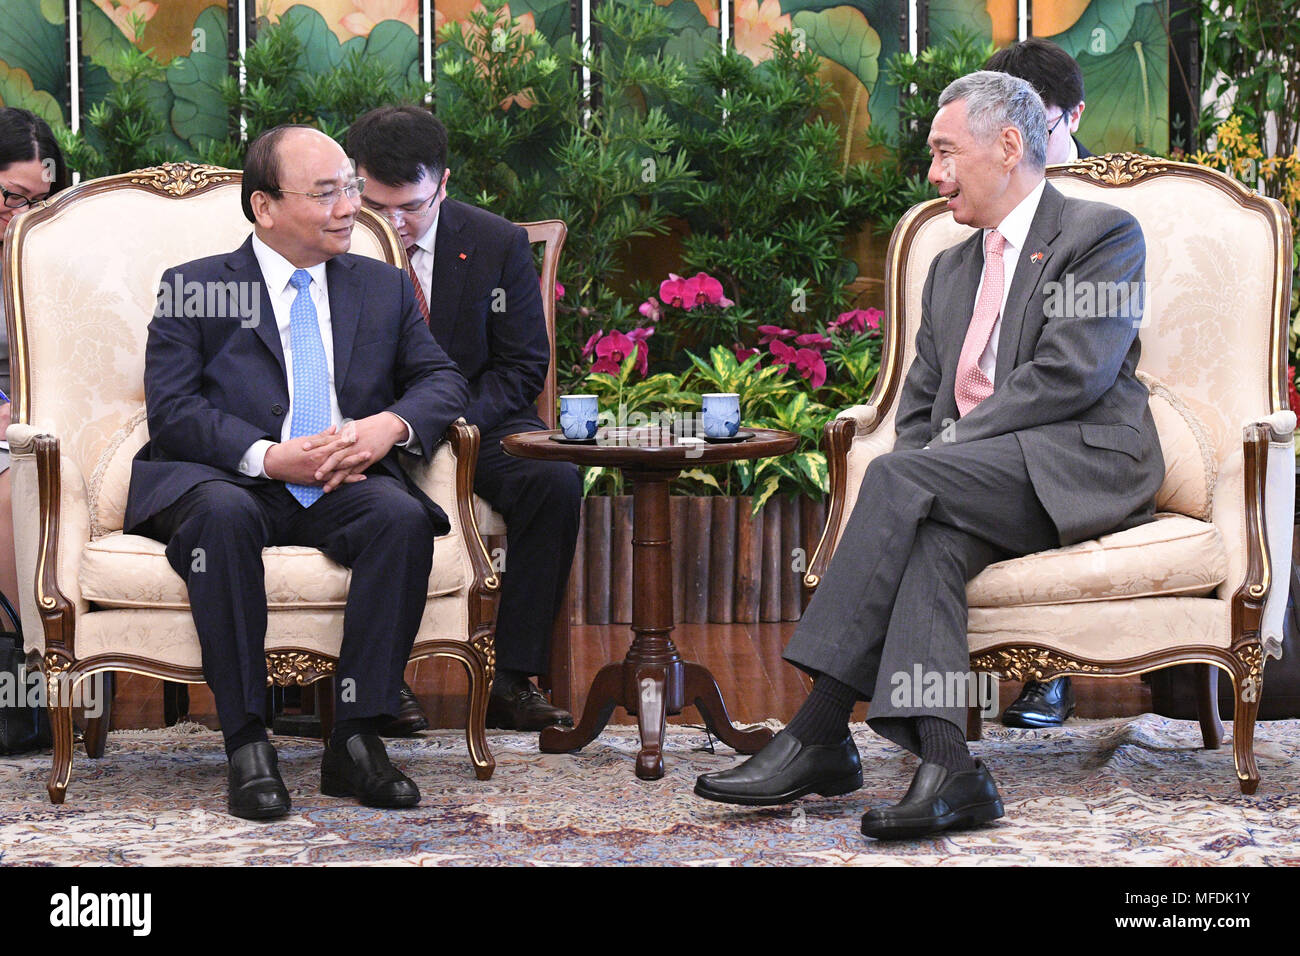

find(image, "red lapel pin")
[1030,251,1044,263]
[458,252,468,260]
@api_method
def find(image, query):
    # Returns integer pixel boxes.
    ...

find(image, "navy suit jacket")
[427,198,549,433]
[125,235,470,535]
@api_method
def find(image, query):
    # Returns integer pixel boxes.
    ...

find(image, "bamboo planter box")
[563,495,828,625]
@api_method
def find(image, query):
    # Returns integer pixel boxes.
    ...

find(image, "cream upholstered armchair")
[5,163,501,804]
[806,155,1295,794]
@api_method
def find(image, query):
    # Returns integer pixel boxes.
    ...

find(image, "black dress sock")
[329,716,384,752]
[784,674,858,745]
[916,715,977,772]
[224,719,268,759]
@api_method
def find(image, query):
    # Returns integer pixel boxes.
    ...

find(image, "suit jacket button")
[271,403,285,416]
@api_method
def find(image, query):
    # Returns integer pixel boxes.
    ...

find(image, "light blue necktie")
[285,269,331,507]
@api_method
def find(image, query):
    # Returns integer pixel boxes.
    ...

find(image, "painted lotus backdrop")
[0,1,1170,161]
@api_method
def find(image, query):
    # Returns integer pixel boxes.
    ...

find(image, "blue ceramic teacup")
[559,394,599,440]
[701,392,741,438]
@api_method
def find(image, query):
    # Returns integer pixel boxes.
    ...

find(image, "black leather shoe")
[1001,677,1075,728]
[860,759,1003,840]
[693,731,862,806]
[228,741,291,820]
[486,680,574,732]
[379,681,429,737]
[320,734,420,808]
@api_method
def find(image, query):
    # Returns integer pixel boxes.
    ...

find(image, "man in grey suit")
[694,71,1163,839]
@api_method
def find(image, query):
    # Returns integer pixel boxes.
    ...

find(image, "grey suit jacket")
[894,181,1164,546]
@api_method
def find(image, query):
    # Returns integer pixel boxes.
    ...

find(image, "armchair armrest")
[805,402,898,589]
[6,425,91,660]
[401,420,499,598]
[1244,412,1296,661]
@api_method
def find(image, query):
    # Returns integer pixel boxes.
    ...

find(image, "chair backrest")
[519,219,567,429]
[3,162,402,488]
[863,154,1292,602]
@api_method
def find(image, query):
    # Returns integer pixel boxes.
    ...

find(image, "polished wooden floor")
[107,622,1150,732]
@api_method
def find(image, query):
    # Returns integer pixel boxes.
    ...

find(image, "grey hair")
[937,70,1047,170]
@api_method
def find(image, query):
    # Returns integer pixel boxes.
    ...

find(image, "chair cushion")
[1138,371,1218,520]
[967,513,1227,608]
[79,532,466,609]
[88,407,148,538]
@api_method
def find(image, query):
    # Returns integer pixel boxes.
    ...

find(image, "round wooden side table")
[502,426,800,779]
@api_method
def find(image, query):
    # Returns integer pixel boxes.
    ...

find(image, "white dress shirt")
[972,178,1047,383]
[237,234,413,478]
[406,209,441,303]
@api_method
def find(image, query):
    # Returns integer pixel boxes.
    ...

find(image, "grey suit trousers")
[783,434,1058,755]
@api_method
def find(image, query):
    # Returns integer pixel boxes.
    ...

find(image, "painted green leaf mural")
[167,6,228,150]
[1045,0,1146,64]
[507,0,577,45]
[791,6,881,88]
[664,25,718,66]
[0,0,69,113]
[277,4,350,76]
[780,1,901,139]
[1073,1,1169,153]
[0,57,63,124]
[360,18,419,76]
[927,0,993,45]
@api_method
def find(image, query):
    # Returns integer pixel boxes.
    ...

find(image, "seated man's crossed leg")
[695,434,1057,839]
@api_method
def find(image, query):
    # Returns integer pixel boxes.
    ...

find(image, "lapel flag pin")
[1030,251,1044,263]
[458,252,468,260]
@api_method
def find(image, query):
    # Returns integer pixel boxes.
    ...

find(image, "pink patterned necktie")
[954,229,1006,416]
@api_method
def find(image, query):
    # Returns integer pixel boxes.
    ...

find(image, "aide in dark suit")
[348,107,579,733]
[988,34,1094,725]
[126,126,469,819]
[695,72,1162,839]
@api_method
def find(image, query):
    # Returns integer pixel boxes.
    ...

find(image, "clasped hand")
[263,412,407,493]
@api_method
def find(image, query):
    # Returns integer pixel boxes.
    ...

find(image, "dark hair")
[985,37,1084,113]
[346,106,447,188]
[240,124,317,222]
[0,107,69,195]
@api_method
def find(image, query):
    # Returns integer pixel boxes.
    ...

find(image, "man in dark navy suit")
[348,107,579,734]
[986,36,1092,727]
[125,125,469,819]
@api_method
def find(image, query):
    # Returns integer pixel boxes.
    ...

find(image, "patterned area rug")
[0,715,1297,865]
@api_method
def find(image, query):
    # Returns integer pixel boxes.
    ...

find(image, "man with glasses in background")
[985,37,1091,728]
[346,106,579,735]
[125,125,470,818]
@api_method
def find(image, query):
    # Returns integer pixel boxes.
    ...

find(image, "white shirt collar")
[1065,136,1080,162]
[985,178,1046,254]
[251,232,329,295]
[411,208,441,256]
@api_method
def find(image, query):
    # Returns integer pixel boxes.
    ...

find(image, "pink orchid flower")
[581,330,603,360]
[734,344,760,365]
[591,329,650,377]
[794,348,828,389]
[795,332,833,352]
[660,272,734,310]
[638,297,662,322]
[758,325,797,345]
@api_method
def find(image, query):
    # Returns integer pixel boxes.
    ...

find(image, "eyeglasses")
[278,178,366,206]
[366,192,440,222]
[1046,111,1070,136]
[0,183,43,210]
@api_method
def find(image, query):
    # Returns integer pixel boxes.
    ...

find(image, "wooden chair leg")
[1195,663,1223,750]
[455,646,495,780]
[1231,659,1260,795]
[46,671,76,804]
[83,672,114,759]
[965,704,983,742]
